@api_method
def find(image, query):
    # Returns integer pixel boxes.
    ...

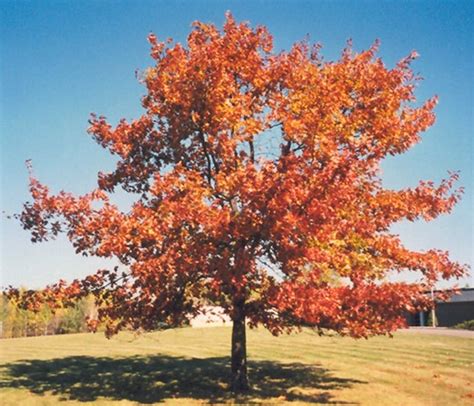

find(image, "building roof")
[437,288,474,303]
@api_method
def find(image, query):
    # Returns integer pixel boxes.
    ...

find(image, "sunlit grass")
[1,327,473,405]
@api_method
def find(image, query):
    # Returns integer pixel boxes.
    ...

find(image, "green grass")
[1,327,473,405]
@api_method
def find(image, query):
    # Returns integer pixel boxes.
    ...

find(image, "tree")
[10,14,467,391]
[1,290,94,338]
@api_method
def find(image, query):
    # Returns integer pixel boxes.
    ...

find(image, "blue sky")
[1,0,472,288]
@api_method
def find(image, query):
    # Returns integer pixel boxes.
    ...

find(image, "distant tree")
[1,291,94,338]
[57,297,93,334]
[2,290,31,337]
[8,14,467,390]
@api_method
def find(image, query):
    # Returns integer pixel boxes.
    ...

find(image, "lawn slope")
[1,327,473,405]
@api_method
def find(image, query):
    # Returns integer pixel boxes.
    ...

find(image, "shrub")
[453,320,474,330]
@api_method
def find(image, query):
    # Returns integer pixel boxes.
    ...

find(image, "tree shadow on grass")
[0,355,364,403]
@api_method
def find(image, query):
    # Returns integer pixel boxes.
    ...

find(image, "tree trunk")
[231,299,250,392]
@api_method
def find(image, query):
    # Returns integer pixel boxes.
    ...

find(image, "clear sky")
[1,0,472,289]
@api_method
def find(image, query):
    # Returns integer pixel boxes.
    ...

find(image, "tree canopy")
[9,13,467,391]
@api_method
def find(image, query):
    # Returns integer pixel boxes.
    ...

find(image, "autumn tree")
[1,291,94,338]
[10,14,467,391]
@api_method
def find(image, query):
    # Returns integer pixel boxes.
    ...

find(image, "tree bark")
[231,298,250,392]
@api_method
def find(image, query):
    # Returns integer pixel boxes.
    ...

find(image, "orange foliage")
[10,14,467,338]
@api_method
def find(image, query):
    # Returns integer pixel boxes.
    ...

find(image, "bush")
[453,320,474,330]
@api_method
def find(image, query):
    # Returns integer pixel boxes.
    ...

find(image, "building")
[189,306,231,328]
[406,288,474,327]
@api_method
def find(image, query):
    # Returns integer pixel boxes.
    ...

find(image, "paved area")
[399,327,474,338]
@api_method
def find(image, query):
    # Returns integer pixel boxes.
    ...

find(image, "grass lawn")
[1,327,473,405]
